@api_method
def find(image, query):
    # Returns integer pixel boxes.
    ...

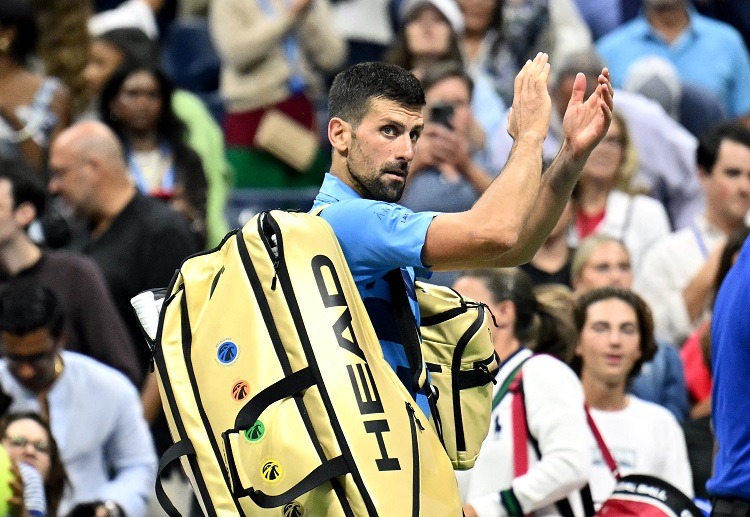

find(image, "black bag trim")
[265,212,373,516]
[451,309,487,451]
[155,440,196,517]
[180,292,246,516]
[236,224,353,515]
[153,280,219,517]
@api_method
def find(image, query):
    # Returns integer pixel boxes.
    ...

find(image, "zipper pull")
[149,354,155,373]
[271,272,278,291]
[406,403,425,431]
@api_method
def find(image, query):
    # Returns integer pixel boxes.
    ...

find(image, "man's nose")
[15,363,36,381]
[395,134,416,161]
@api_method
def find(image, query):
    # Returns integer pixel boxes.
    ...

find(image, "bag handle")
[156,440,196,517]
[220,368,352,507]
[584,404,622,480]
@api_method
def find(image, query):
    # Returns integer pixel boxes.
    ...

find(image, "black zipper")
[406,402,423,517]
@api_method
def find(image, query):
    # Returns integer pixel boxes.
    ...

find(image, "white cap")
[399,0,465,34]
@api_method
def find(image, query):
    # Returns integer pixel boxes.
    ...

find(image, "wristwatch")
[103,500,123,517]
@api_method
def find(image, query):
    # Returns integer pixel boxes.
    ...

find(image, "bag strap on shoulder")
[584,404,622,480]
[385,269,425,393]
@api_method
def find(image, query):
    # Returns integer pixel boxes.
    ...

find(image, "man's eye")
[382,127,395,136]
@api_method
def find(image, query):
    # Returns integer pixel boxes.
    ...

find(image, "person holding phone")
[400,61,495,216]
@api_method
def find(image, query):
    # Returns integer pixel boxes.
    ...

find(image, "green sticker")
[244,421,265,442]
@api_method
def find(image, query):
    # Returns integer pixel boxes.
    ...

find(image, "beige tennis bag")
[148,210,462,516]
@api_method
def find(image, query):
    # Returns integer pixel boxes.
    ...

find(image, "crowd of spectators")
[0,0,746,515]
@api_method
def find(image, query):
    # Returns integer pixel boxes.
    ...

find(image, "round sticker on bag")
[216,340,238,365]
[261,460,283,483]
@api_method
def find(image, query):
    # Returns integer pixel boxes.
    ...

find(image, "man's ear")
[13,202,36,229]
[328,117,352,155]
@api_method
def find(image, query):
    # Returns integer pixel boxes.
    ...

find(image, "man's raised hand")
[507,52,553,142]
[561,68,614,162]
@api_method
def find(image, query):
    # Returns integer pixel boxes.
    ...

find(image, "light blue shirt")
[596,8,750,117]
[0,352,157,517]
[312,173,440,415]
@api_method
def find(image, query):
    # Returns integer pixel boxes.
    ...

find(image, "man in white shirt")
[634,122,750,345]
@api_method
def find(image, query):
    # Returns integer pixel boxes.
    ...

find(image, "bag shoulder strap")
[385,268,425,393]
[584,404,622,480]
[492,358,530,411]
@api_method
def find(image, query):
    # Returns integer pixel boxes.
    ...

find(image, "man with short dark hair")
[635,121,750,345]
[0,157,141,385]
[314,56,613,419]
[0,283,156,516]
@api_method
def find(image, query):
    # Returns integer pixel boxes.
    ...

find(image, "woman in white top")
[572,287,693,505]
[453,268,591,517]
[569,111,671,271]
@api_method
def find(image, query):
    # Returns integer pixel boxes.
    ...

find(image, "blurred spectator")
[707,215,750,514]
[0,413,67,517]
[520,200,575,288]
[386,0,507,173]
[597,0,750,121]
[489,49,703,230]
[573,0,623,40]
[0,0,71,173]
[694,0,750,50]
[82,27,231,247]
[0,158,141,386]
[623,55,727,139]
[331,0,394,67]
[89,0,163,39]
[572,235,689,423]
[209,0,346,188]
[454,268,590,517]
[635,122,750,345]
[458,0,592,106]
[572,287,693,506]
[401,63,494,213]
[48,121,197,460]
[568,111,670,271]
[0,284,157,516]
[32,0,91,117]
[99,65,208,248]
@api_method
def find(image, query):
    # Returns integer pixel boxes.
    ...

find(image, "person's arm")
[97,381,158,517]
[209,0,312,72]
[140,372,161,424]
[436,69,613,270]
[682,243,723,322]
[422,54,553,270]
[298,0,347,73]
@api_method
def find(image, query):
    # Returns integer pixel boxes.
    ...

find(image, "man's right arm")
[421,54,552,270]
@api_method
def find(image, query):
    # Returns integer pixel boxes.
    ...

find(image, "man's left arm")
[98,381,158,517]
[491,69,614,267]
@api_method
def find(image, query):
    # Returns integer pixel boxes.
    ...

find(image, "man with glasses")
[0,283,156,517]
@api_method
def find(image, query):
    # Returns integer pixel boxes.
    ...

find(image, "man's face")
[2,327,59,393]
[0,179,23,247]
[344,98,424,202]
[701,139,750,229]
[48,142,97,219]
[642,0,686,10]
[425,76,472,135]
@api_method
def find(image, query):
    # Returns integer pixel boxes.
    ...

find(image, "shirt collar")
[316,173,363,203]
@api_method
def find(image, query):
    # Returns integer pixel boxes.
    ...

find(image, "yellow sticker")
[261,460,283,483]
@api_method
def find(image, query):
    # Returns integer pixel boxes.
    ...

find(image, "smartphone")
[429,102,455,130]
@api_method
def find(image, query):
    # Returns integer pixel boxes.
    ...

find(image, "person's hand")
[421,124,473,172]
[7,460,24,517]
[290,0,314,19]
[507,52,552,142]
[463,504,478,517]
[561,68,614,162]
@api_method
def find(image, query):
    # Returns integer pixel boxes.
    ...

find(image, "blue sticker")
[217,341,238,364]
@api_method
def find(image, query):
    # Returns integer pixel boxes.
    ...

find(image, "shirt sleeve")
[97,380,158,516]
[728,31,750,117]
[513,357,591,513]
[321,199,440,285]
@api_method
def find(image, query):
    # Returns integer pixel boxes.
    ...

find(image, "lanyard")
[257,0,307,95]
[690,222,709,259]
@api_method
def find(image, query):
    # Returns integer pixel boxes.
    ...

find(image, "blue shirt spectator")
[597,5,750,118]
